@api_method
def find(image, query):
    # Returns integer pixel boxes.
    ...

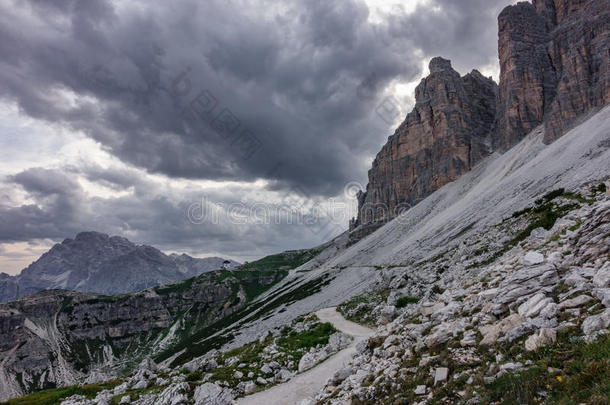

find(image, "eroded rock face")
[352,58,497,230]
[0,270,281,400]
[353,0,609,233]
[496,0,610,147]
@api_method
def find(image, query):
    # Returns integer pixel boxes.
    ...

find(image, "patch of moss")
[396,296,420,308]
[2,380,122,405]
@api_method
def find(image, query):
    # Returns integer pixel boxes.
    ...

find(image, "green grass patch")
[483,331,610,405]
[396,296,420,308]
[1,380,121,405]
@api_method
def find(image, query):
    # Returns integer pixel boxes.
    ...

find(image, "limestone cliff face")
[354,0,609,233]
[0,270,281,398]
[352,58,497,232]
[496,0,610,147]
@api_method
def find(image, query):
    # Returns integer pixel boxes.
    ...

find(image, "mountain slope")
[0,231,239,302]
[0,248,316,400]
[4,106,608,405]
[213,105,610,351]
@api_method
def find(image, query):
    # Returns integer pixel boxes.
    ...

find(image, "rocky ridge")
[353,0,609,233]
[0,231,239,303]
[0,262,287,401]
[351,58,497,236]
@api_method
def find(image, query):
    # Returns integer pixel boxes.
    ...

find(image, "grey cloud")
[0,0,513,262]
[0,0,510,197]
[0,165,338,263]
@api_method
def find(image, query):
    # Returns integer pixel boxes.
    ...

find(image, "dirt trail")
[236,307,374,405]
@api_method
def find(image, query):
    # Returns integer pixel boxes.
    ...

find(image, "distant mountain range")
[0,231,239,302]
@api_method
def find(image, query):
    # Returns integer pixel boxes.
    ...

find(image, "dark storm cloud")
[0,0,511,197]
[0,165,338,262]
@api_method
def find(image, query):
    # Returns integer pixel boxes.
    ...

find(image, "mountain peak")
[0,232,239,302]
[428,56,452,73]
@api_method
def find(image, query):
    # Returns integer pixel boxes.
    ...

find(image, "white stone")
[414,385,427,395]
[558,295,593,309]
[256,377,267,385]
[479,314,525,345]
[517,293,554,318]
[434,367,449,386]
[522,251,545,266]
[525,328,556,351]
[244,381,257,395]
[153,382,190,405]
[193,383,234,405]
[593,263,610,288]
[582,308,610,334]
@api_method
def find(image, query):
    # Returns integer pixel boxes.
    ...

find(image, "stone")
[193,383,234,405]
[138,357,158,372]
[500,362,523,372]
[415,385,427,395]
[593,263,610,288]
[327,332,352,352]
[495,264,558,305]
[256,377,267,385]
[480,314,525,345]
[582,309,610,335]
[558,295,593,309]
[517,293,554,318]
[522,252,545,266]
[420,302,446,316]
[153,382,190,405]
[460,330,478,347]
[274,369,294,383]
[524,328,556,351]
[330,367,354,385]
[434,367,449,386]
[132,379,149,390]
[243,382,257,395]
[233,371,243,379]
[119,395,131,404]
[260,364,272,375]
[424,321,464,347]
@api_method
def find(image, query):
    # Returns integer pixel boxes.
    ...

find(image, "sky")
[0,0,516,275]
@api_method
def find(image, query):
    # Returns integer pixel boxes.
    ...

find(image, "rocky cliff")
[496,0,610,147]
[353,0,609,232]
[0,266,284,400]
[0,231,239,303]
[351,57,497,234]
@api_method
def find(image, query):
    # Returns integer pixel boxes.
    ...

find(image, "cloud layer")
[0,0,514,272]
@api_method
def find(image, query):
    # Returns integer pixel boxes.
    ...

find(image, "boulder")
[434,367,449,386]
[517,293,554,318]
[524,328,556,351]
[153,382,190,405]
[330,367,354,385]
[480,314,525,345]
[193,383,234,405]
[558,295,593,309]
[522,252,545,266]
[593,263,610,288]
[582,309,610,335]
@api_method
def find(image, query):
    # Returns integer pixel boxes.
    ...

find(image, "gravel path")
[236,307,374,405]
